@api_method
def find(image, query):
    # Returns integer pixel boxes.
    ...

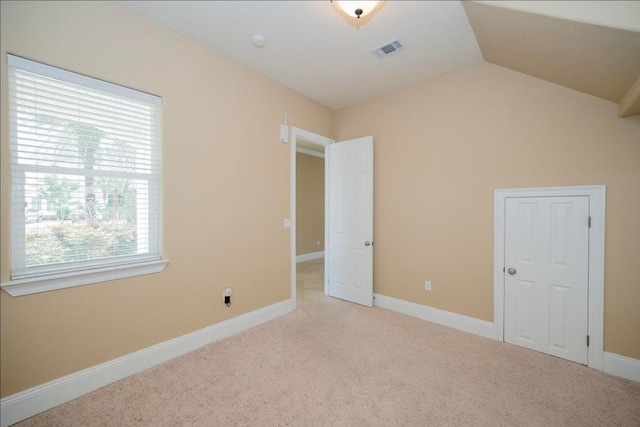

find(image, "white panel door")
[504,196,589,364]
[327,136,374,307]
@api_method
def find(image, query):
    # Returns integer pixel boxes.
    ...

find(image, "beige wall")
[334,62,640,360]
[0,1,334,397]
[2,0,639,403]
[296,153,325,255]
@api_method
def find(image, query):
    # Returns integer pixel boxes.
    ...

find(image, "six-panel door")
[504,196,589,364]
[327,136,374,307]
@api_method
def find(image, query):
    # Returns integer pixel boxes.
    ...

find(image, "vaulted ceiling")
[122,1,640,116]
[463,2,640,117]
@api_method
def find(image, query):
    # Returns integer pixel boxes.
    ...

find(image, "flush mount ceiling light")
[331,1,380,19]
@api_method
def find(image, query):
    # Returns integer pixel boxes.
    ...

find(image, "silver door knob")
[365,241,372,246]
[507,267,517,275]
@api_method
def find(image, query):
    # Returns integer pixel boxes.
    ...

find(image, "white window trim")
[7,54,160,105]
[4,54,168,296]
[1,259,169,297]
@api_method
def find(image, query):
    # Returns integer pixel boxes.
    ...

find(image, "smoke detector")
[251,34,266,48]
[372,39,405,59]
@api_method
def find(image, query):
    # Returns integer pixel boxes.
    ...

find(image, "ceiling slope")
[122,1,483,110]
[122,1,640,116]
[463,1,640,117]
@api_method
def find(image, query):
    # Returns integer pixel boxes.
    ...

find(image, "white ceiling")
[122,1,483,109]
[122,1,640,112]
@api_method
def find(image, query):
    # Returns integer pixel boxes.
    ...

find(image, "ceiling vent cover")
[372,40,405,59]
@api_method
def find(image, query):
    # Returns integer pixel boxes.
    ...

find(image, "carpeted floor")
[16,297,640,426]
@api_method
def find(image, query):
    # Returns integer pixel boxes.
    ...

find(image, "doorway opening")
[290,128,334,308]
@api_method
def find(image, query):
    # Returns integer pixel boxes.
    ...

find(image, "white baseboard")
[296,251,324,263]
[373,293,496,340]
[0,299,293,427]
[3,296,637,427]
[603,352,640,383]
[374,293,640,384]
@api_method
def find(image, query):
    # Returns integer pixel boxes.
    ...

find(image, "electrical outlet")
[223,287,232,306]
[425,281,432,291]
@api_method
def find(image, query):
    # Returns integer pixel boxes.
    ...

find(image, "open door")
[326,136,374,307]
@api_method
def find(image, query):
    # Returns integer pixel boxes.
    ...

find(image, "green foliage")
[36,114,107,221]
[26,233,67,265]
[25,221,137,266]
[26,114,142,266]
[37,175,79,220]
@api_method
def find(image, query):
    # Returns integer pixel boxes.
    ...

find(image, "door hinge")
[503,267,505,273]
[588,216,592,228]
[587,335,590,347]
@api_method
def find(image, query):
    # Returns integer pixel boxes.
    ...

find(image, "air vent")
[372,40,405,59]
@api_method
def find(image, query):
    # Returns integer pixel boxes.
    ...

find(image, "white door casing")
[327,136,374,307]
[494,186,605,371]
[504,196,589,364]
[290,127,334,307]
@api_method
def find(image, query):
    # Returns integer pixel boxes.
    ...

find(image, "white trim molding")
[1,259,169,297]
[603,352,640,383]
[296,251,324,263]
[289,127,335,307]
[0,299,293,427]
[1,295,636,427]
[494,185,606,371]
[374,293,639,383]
[373,293,496,339]
[296,147,325,159]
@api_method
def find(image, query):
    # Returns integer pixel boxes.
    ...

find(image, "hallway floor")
[296,258,325,307]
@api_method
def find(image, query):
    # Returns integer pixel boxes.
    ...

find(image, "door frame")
[290,127,335,308]
[494,185,605,370]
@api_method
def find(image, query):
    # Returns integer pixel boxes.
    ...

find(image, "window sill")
[1,259,169,297]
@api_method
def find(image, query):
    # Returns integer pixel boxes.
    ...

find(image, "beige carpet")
[17,297,640,426]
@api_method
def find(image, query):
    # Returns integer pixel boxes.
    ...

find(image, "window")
[2,55,167,296]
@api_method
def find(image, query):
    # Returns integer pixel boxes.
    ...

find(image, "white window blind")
[7,54,163,286]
